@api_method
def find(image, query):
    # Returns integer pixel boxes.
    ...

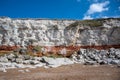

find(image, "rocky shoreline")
[0,48,120,72]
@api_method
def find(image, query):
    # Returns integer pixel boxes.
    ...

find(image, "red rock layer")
[45,44,120,52]
[0,44,120,51]
[80,44,120,50]
[0,45,19,51]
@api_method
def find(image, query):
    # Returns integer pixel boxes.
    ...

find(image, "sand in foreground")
[0,64,120,80]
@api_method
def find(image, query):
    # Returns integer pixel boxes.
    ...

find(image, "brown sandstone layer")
[0,44,120,51]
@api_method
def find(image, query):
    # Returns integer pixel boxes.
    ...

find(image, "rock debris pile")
[0,48,120,72]
[72,48,120,65]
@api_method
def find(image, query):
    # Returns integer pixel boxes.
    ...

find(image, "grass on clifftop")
[80,20,103,27]
[69,19,103,27]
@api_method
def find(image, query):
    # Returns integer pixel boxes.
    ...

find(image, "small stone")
[0,57,9,63]
[7,53,15,60]
[115,49,120,59]
[117,65,120,68]
[110,60,120,65]
[30,60,39,65]
[15,64,25,68]
[23,60,31,64]
[99,50,107,56]
[24,55,31,60]
[109,48,115,55]
[79,48,86,54]
[3,68,7,72]
[0,64,7,72]
[17,55,24,60]
[84,61,96,65]
[18,70,25,73]
[15,58,23,63]
[88,54,96,61]
[98,60,107,65]
[8,58,16,62]
[19,48,27,55]
[106,58,112,64]
[94,55,100,61]
[25,69,30,72]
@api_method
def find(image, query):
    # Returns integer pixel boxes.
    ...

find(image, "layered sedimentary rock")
[0,17,120,50]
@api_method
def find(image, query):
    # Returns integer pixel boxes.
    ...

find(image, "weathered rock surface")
[0,57,9,63]
[0,17,120,50]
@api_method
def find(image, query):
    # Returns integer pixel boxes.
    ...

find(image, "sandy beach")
[0,64,120,80]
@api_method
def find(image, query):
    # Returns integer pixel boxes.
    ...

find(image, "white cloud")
[87,1,109,14]
[83,15,93,20]
[83,1,110,20]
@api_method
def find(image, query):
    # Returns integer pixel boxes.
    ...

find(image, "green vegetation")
[33,45,42,52]
[69,21,79,27]
[47,53,63,58]
[0,51,13,56]
[80,20,103,27]
[0,53,6,56]
[68,19,104,28]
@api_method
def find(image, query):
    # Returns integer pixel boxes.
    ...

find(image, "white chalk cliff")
[0,17,120,47]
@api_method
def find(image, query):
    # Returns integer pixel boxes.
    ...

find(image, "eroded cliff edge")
[0,17,120,50]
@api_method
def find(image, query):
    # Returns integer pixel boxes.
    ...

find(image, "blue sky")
[0,0,120,20]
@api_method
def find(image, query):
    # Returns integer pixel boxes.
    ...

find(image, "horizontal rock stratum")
[0,17,120,50]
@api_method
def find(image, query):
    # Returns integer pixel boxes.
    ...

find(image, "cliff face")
[0,17,120,49]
